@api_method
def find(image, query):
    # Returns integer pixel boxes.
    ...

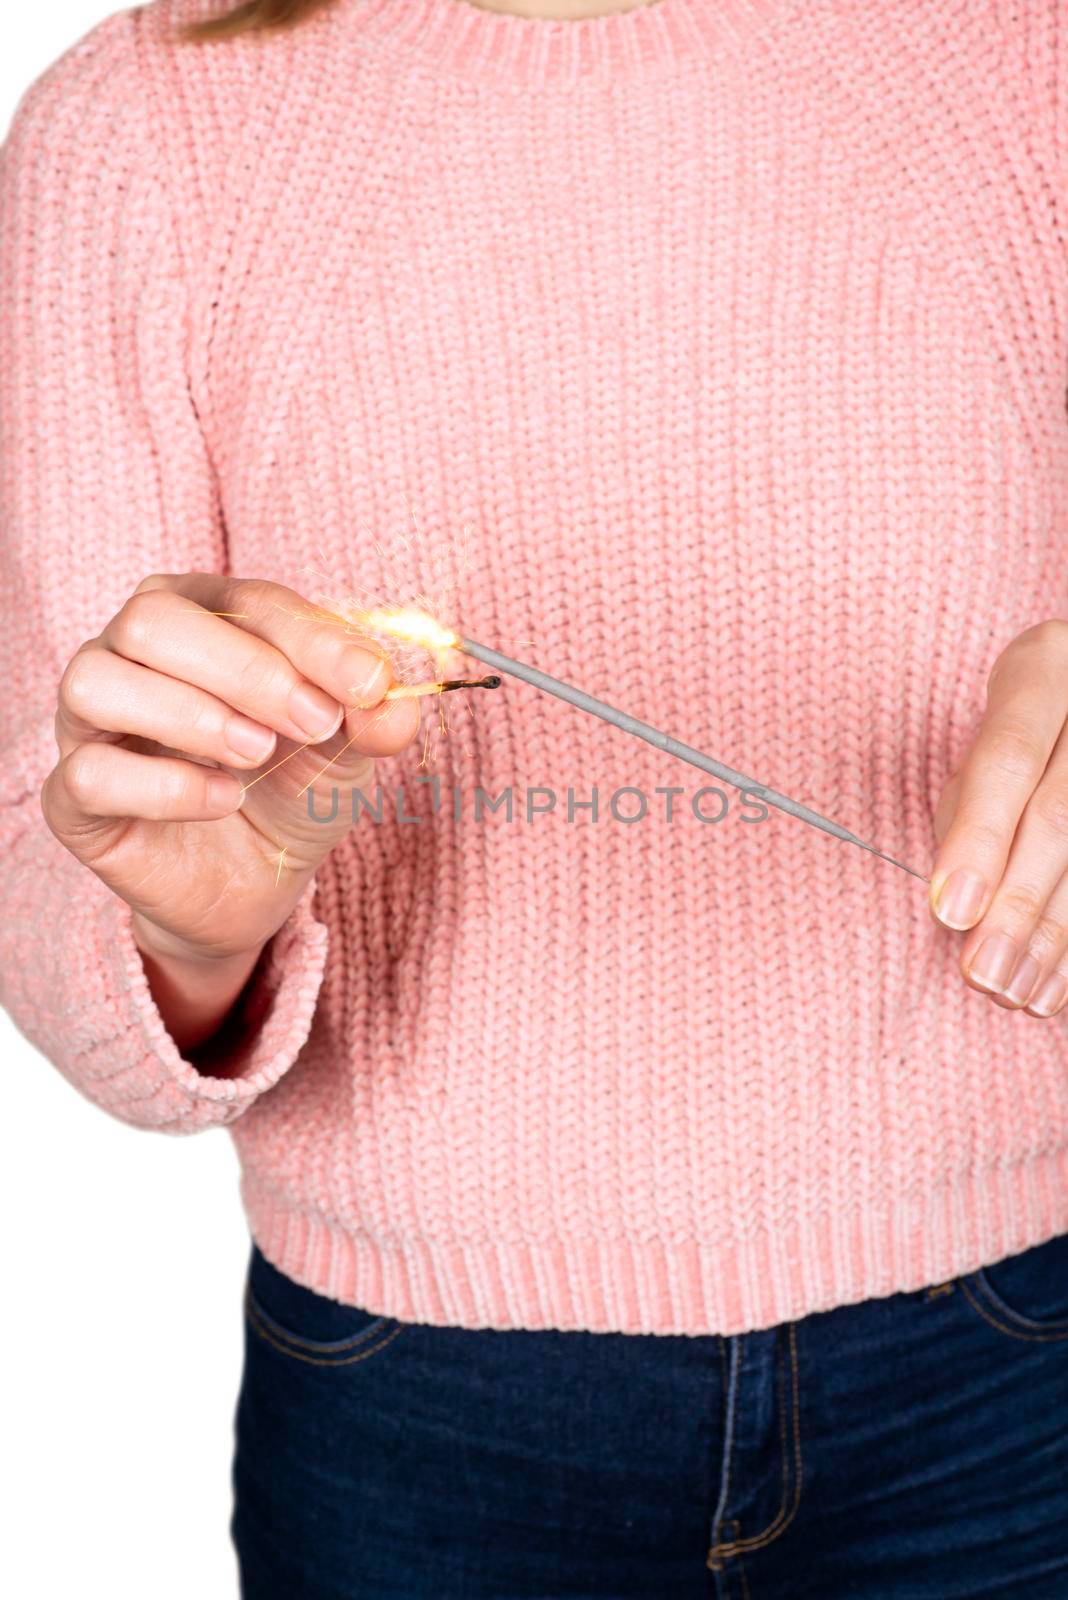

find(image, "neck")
[454,0,659,18]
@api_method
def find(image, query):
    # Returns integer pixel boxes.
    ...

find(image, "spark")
[239,737,320,795]
[266,841,291,886]
[294,727,371,799]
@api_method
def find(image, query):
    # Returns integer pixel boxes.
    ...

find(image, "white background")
[3,13,247,1596]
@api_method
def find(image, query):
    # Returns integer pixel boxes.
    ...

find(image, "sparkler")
[351,606,927,882]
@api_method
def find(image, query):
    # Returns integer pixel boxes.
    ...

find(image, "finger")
[56,646,278,769]
[955,722,1068,999]
[1023,937,1068,1017]
[135,573,393,715]
[929,626,1068,930]
[44,744,244,834]
[1024,969,1068,1016]
[100,588,351,747]
[978,862,1068,1016]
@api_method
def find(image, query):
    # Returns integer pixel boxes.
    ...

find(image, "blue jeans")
[231,1230,1068,1598]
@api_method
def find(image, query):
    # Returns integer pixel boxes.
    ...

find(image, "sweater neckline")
[340,0,793,87]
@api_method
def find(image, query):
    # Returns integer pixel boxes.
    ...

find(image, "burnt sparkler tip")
[383,674,504,701]
[440,674,501,692]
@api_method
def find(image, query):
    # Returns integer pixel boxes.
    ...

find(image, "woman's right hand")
[40,573,421,1047]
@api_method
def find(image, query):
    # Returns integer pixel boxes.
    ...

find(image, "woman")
[2,0,1067,1593]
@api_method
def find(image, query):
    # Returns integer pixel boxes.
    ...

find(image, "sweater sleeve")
[0,11,330,1133]
[1031,0,1068,268]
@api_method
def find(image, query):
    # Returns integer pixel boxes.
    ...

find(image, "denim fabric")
[231,1230,1068,1598]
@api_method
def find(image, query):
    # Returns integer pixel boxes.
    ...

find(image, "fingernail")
[933,868,987,929]
[1027,972,1067,1017]
[346,653,391,709]
[207,774,243,813]
[967,933,1018,994]
[1002,953,1042,1007]
[225,716,276,762]
[289,684,343,742]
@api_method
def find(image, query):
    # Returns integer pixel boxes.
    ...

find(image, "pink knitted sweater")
[3,0,1068,1337]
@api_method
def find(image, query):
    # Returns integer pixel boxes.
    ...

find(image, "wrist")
[130,910,270,1055]
[129,909,267,976]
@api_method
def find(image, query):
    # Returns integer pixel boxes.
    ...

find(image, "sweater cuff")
[104,878,330,1129]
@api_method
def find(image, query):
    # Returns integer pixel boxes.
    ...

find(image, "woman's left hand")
[930,620,1068,1018]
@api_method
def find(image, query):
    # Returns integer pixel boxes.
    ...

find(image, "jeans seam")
[708,1333,740,1571]
[707,1323,803,1561]
[958,1276,1068,1344]
[246,1279,395,1353]
[244,1286,407,1365]
[718,1519,752,1598]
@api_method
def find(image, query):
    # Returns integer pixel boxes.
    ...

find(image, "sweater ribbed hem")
[333,0,795,86]
[242,1143,1068,1336]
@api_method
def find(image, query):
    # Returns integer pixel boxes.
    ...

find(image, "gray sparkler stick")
[458,637,927,882]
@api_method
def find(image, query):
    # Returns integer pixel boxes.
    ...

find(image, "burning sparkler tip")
[358,606,461,653]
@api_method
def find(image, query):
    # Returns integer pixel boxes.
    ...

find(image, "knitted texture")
[2,0,1068,1335]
